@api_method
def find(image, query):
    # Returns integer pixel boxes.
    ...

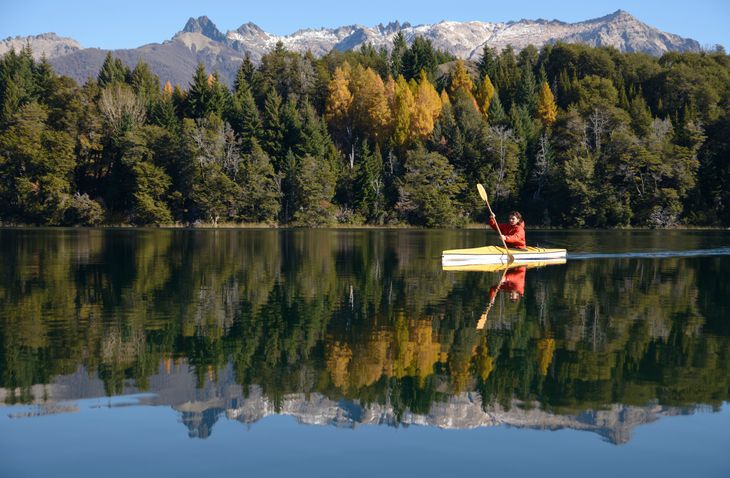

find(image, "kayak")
[442,245,567,267]
[442,258,566,272]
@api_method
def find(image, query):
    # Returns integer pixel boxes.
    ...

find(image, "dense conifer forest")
[0,36,728,227]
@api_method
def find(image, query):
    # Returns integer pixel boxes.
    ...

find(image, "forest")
[0,35,728,227]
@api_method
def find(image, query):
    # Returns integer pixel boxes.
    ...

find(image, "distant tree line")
[0,37,728,227]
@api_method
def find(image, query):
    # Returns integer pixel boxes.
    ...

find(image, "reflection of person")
[488,267,526,303]
[488,211,526,249]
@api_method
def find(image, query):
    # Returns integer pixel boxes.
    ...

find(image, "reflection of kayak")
[442,246,567,267]
[442,258,566,272]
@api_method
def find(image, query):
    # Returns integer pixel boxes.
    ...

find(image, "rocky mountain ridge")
[0,364,695,444]
[1,10,703,87]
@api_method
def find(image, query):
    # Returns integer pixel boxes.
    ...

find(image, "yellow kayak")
[442,245,567,267]
[442,258,566,272]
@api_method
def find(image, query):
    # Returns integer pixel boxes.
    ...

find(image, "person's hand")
[490,212,496,219]
[500,234,506,241]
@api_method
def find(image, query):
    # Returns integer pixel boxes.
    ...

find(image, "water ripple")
[568,247,730,260]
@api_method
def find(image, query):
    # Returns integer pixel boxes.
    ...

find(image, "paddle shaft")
[477,184,514,263]
[477,265,510,329]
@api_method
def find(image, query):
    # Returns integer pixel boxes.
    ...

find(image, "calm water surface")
[1,228,729,477]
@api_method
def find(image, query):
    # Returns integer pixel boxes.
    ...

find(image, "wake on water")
[567,247,730,260]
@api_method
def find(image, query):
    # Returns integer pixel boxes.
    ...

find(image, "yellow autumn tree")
[475,74,495,119]
[411,70,442,138]
[325,62,353,126]
[474,337,494,381]
[440,89,451,107]
[449,60,474,96]
[390,75,415,147]
[536,338,556,376]
[449,60,478,110]
[537,81,558,127]
[326,339,353,389]
[349,65,391,142]
[163,80,174,99]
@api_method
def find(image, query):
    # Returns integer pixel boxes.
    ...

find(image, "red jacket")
[488,217,526,249]
[488,267,526,301]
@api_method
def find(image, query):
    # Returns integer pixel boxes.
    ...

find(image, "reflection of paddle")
[477,265,509,329]
[477,183,514,264]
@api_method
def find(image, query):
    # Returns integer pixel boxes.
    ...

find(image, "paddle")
[477,183,514,263]
[477,264,509,330]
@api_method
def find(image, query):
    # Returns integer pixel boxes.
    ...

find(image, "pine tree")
[97,52,128,88]
[355,141,385,223]
[281,96,303,156]
[186,62,212,119]
[239,140,281,223]
[516,65,538,114]
[229,67,262,152]
[130,60,160,107]
[390,32,407,78]
[261,89,284,167]
[629,94,653,137]
[488,92,507,126]
[150,88,179,133]
[477,45,497,81]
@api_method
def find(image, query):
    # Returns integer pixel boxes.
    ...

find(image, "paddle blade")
[476,183,488,202]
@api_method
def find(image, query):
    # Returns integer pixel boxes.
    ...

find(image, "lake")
[1,228,729,477]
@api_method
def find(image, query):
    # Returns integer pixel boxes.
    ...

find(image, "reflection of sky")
[1,400,728,477]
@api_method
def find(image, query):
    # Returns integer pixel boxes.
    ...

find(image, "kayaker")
[488,211,526,249]
[488,266,526,303]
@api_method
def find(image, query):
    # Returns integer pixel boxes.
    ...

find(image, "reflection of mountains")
[1,363,692,445]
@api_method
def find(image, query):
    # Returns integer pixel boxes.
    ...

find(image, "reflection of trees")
[0,230,729,418]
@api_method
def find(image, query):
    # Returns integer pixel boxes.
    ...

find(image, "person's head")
[509,290,521,302]
[507,211,523,226]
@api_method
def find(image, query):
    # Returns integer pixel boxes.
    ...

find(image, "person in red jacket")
[488,211,526,249]
[488,266,526,303]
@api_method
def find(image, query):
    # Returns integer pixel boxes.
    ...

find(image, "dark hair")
[508,211,523,225]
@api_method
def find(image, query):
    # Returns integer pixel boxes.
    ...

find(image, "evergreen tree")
[239,140,281,223]
[477,45,498,81]
[401,36,437,81]
[396,148,464,227]
[261,89,285,167]
[390,32,407,78]
[186,63,220,119]
[488,92,507,126]
[0,102,75,223]
[515,64,539,114]
[130,60,160,107]
[355,141,385,223]
[97,52,128,88]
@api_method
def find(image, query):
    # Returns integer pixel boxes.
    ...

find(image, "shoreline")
[1,223,728,231]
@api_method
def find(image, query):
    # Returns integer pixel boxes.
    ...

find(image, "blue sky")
[1,0,728,50]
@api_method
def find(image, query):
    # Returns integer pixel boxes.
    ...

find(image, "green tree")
[239,140,281,223]
[97,52,129,88]
[396,148,465,227]
[0,102,75,223]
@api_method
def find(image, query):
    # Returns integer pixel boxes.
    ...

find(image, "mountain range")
[0,10,702,87]
[0,364,695,444]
